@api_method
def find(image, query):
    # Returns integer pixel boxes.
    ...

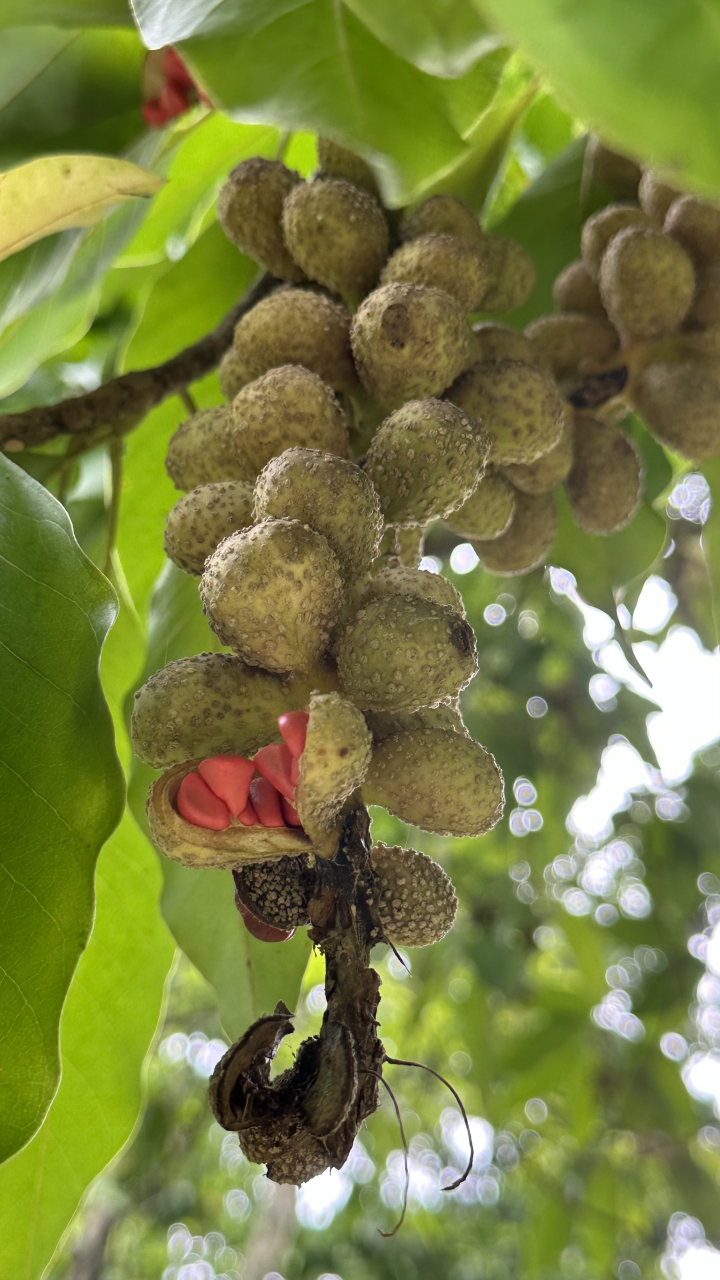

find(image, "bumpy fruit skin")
[633,362,720,459]
[217,158,305,282]
[401,195,484,246]
[200,518,343,673]
[584,138,641,200]
[316,137,381,199]
[364,700,467,743]
[368,844,457,947]
[164,480,255,575]
[375,525,425,568]
[381,233,489,312]
[336,594,476,712]
[552,260,607,319]
[360,565,465,619]
[218,347,246,402]
[503,415,573,495]
[282,179,388,307]
[230,366,349,480]
[474,489,558,575]
[677,324,720,374]
[480,234,536,312]
[166,407,248,489]
[233,857,314,930]
[296,691,372,854]
[525,314,619,379]
[232,288,358,393]
[448,358,565,466]
[350,282,475,410]
[566,419,642,534]
[687,267,720,328]
[445,465,516,540]
[472,321,541,366]
[599,226,696,341]
[253,448,382,579]
[364,398,489,526]
[665,194,720,269]
[362,727,503,836]
[580,203,651,278]
[638,171,681,223]
[131,653,291,767]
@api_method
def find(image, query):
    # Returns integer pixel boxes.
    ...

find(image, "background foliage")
[1,3,720,1279]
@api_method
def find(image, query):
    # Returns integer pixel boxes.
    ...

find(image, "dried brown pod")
[233,857,315,931]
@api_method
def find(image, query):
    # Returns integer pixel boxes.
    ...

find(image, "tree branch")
[0,271,276,452]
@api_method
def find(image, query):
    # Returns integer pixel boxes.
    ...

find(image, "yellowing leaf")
[0,154,164,262]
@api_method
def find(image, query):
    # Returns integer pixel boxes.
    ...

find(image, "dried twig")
[362,1070,409,1237]
[384,1056,474,1190]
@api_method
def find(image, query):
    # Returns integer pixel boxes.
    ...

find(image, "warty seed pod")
[473,489,558,576]
[232,857,314,931]
[217,158,306,282]
[381,233,489,312]
[232,288,358,393]
[282,178,388,307]
[295,691,373,857]
[448,358,565,466]
[552,259,608,320]
[472,321,542,367]
[164,480,254,575]
[524,314,619,380]
[364,397,489,526]
[166,407,250,489]
[336,594,477,712]
[664,194,720,269]
[480,234,536,312]
[638,171,682,223]
[218,346,246,403]
[200,518,343,673]
[581,203,651,279]
[364,701,467,744]
[632,362,720,459]
[358,564,465,616]
[599,226,696,341]
[566,419,642,534]
[316,137,381,199]
[401,194,485,246]
[230,365,349,481]
[502,414,574,495]
[444,465,516,540]
[367,844,457,947]
[362,727,503,837]
[131,652,292,768]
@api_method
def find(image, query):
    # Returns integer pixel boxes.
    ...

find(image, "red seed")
[278,711,309,759]
[237,799,259,826]
[253,743,295,801]
[142,98,166,128]
[236,898,295,943]
[162,47,194,89]
[249,776,285,827]
[159,81,190,119]
[176,772,231,830]
[290,756,300,787]
[198,755,254,817]
[281,795,302,827]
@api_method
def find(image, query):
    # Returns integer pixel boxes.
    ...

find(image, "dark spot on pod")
[235,894,295,942]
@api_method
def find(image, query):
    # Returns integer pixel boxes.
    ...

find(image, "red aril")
[281,796,302,827]
[237,798,258,826]
[198,755,254,817]
[278,711,309,759]
[159,81,189,119]
[249,777,285,827]
[253,743,295,800]
[177,772,231,830]
[236,898,295,943]
[162,48,194,89]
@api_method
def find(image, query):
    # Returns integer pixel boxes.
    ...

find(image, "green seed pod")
[502,415,573,494]
[217,158,305,282]
[524,314,619,379]
[445,465,516,540]
[200,518,343,673]
[350,282,475,410]
[665,194,720,270]
[581,203,651,278]
[632,362,720,459]
[583,137,641,201]
[336,594,476,712]
[362,727,503,836]
[166,407,249,490]
[599,226,696,341]
[474,489,557,576]
[359,565,465,616]
[381,233,489,312]
[253,447,382,579]
[687,267,720,329]
[368,844,458,946]
[296,691,373,856]
[480,234,536,312]
[375,526,425,568]
[472,321,541,366]
[282,179,389,307]
[675,324,720,372]
[164,480,254,575]
[364,398,489,526]
[316,137,381,199]
[131,652,291,767]
[232,288,358,394]
[233,856,314,931]
[552,260,607,320]
[230,365,349,483]
[401,194,484,246]
[566,419,642,534]
[364,701,466,744]
[638,171,681,223]
[218,346,246,402]
[448,358,565,466]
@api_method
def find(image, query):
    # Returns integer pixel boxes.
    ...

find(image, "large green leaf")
[0,455,124,1165]
[479,0,720,200]
[341,0,499,76]
[0,1,131,27]
[0,808,174,1280]
[552,487,667,614]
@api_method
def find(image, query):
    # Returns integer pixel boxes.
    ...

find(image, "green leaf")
[0,809,174,1280]
[0,153,163,263]
[0,1,131,26]
[341,0,500,77]
[478,0,720,200]
[0,455,124,1165]
[552,487,667,613]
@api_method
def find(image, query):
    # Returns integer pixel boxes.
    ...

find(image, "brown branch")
[0,271,276,452]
